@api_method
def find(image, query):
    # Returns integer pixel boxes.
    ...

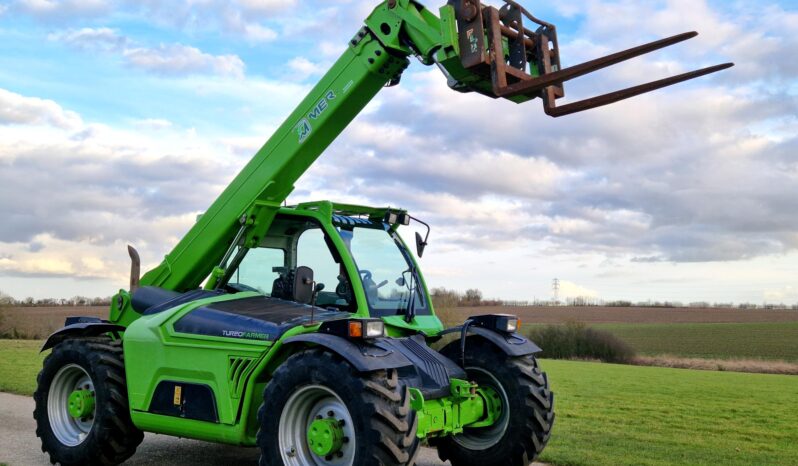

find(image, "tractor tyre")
[33,337,143,466]
[433,340,554,466]
[257,349,419,466]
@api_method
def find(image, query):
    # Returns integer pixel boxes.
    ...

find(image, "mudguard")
[41,317,126,352]
[439,325,542,357]
[282,333,413,372]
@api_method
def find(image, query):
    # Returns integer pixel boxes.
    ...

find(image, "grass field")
[2,340,796,465]
[0,340,46,395]
[539,359,798,466]
[593,322,798,362]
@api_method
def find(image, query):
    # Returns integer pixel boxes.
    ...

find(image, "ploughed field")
[0,306,105,339]
[447,305,798,324]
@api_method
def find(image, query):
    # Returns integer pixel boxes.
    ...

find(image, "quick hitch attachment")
[450,0,734,117]
[409,378,503,438]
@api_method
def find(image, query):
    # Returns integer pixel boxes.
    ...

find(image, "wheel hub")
[67,389,95,419]
[307,417,345,457]
[48,364,95,447]
[279,385,356,465]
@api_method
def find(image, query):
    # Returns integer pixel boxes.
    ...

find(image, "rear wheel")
[258,349,419,466]
[33,337,143,466]
[434,340,554,466]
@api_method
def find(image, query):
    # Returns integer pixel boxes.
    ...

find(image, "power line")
[552,278,560,305]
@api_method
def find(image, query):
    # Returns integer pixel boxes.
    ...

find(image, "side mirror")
[311,282,325,306]
[293,266,314,304]
[415,232,427,258]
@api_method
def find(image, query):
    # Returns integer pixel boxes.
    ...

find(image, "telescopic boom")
[139,0,732,292]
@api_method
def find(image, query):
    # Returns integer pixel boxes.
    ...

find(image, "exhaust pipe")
[127,245,140,293]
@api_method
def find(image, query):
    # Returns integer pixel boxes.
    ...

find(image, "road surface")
[0,392,448,465]
[0,392,545,466]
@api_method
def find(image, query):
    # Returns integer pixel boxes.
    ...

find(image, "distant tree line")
[1,288,795,311]
[429,288,798,310]
[0,291,111,307]
[430,287,503,308]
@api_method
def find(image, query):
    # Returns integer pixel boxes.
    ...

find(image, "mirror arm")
[409,215,431,258]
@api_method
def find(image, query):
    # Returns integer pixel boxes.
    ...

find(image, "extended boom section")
[138,0,731,293]
[140,32,410,291]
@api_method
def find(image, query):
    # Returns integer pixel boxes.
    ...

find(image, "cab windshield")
[336,223,428,317]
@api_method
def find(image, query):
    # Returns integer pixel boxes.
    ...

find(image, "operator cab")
[224,214,356,312]
[131,210,430,323]
[222,211,429,318]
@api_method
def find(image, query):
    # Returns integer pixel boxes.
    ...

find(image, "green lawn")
[593,322,798,361]
[2,340,797,465]
[540,359,798,466]
[0,340,46,395]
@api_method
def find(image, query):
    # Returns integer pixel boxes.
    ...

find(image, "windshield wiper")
[405,265,420,323]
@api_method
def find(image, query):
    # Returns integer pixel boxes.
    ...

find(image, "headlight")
[365,320,385,338]
[470,314,521,334]
[499,316,520,333]
[320,319,385,340]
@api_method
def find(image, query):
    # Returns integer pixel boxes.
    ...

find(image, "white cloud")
[52,28,246,78]
[239,22,278,42]
[287,57,325,76]
[764,285,798,304]
[0,87,237,283]
[133,118,173,130]
[0,88,82,129]
[13,0,108,18]
[123,44,245,78]
[49,27,127,51]
[234,0,296,17]
[118,0,292,42]
[558,280,599,300]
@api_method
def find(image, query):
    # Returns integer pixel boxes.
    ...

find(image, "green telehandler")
[33,1,732,465]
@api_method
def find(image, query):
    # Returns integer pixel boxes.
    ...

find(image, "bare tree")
[463,289,483,306]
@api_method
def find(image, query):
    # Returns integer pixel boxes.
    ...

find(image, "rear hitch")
[451,0,734,116]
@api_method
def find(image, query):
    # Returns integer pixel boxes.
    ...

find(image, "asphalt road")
[0,392,452,466]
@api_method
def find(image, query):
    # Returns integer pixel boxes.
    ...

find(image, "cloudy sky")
[0,0,796,304]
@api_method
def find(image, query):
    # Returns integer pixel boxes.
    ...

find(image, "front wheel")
[33,337,143,466]
[257,349,418,466]
[435,340,555,466]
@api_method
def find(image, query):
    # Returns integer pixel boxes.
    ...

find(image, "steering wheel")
[360,270,388,289]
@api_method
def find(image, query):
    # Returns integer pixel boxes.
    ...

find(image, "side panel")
[123,293,272,443]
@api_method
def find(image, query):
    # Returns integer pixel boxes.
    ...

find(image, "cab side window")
[297,228,351,309]
[230,248,285,295]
